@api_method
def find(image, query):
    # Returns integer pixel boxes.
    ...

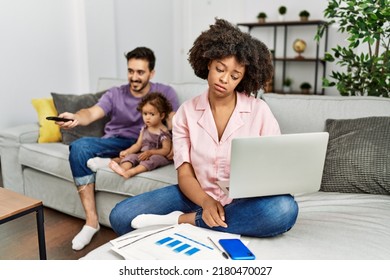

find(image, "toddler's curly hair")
[188,18,273,96]
[137,92,173,120]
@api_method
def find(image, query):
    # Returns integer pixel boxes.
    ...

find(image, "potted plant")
[257,12,267,23]
[278,6,287,21]
[283,78,292,93]
[299,10,310,21]
[300,82,312,94]
[316,0,389,97]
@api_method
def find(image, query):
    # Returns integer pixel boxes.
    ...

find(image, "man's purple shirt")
[97,82,179,139]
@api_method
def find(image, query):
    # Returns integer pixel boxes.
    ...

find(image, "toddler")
[108,92,173,178]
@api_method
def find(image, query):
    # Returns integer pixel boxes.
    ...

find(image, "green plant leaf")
[318,0,389,97]
[324,53,335,62]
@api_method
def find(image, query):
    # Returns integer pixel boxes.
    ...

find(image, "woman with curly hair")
[110,19,298,238]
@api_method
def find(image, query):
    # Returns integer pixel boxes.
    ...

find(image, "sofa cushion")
[320,116,390,195]
[262,94,390,134]
[95,164,177,196]
[51,91,109,145]
[18,143,73,182]
[169,82,207,105]
[31,98,62,143]
[18,142,178,197]
[97,77,127,91]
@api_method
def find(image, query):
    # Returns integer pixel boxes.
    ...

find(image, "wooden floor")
[0,164,115,260]
[0,201,117,260]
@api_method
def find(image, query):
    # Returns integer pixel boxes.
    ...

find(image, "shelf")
[273,57,325,62]
[238,20,329,95]
[237,20,326,28]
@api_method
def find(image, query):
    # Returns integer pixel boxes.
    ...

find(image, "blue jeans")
[69,136,136,186]
[109,185,299,237]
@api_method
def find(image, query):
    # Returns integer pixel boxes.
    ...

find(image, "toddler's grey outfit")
[120,126,172,170]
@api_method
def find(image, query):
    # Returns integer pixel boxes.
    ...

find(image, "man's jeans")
[69,136,136,186]
[110,185,299,237]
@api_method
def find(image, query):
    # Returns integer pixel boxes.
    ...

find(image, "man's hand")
[56,113,78,129]
[56,105,105,129]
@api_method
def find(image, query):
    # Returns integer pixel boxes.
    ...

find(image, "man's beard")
[130,80,148,93]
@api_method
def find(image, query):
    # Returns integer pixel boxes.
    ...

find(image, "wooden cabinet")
[237,20,328,95]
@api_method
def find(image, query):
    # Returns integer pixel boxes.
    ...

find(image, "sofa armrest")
[0,123,39,194]
[0,123,39,147]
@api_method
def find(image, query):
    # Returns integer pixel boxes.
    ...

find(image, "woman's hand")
[177,163,227,228]
[201,196,227,228]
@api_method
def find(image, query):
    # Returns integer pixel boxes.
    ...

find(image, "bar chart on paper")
[110,224,239,260]
[156,236,200,256]
[155,233,214,257]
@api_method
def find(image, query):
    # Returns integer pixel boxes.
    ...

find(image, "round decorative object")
[293,39,306,59]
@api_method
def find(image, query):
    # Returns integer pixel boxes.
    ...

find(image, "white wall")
[0,0,344,130]
[112,0,175,84]
[171,0,246,83]
[0,0,85,130]
[83,0,118,91]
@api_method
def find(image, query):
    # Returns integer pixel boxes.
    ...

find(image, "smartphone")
[218,238,255,260]
[46,116,73,122]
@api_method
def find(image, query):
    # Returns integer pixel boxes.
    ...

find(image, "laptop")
[217,132,329,198]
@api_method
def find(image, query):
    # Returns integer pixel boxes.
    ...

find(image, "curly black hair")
[137,92,173,120]
[188,18,273,96]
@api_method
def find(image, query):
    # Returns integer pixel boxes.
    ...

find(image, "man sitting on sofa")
[55,46,179,250]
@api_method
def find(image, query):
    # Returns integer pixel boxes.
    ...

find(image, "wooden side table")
[0,187,47,260]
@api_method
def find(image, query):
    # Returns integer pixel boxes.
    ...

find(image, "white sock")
[131,211,183,229]
[72,224,100,251]
[87,157,111,172]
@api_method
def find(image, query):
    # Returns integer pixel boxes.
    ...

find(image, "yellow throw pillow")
[31,98,62,143]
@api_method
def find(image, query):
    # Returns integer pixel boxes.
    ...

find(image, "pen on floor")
[207,237,229,259]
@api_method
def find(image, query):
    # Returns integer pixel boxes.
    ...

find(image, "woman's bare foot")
[109,160,126,177]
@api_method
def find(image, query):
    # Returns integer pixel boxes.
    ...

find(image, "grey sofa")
[1,79,390,259]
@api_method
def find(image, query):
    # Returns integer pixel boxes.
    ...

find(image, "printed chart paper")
[110,224,240,260]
